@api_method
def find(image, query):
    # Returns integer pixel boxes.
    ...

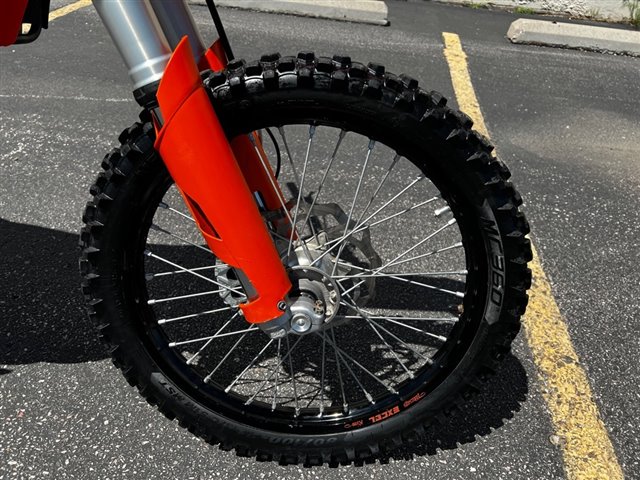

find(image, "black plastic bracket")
[15,0,51,44]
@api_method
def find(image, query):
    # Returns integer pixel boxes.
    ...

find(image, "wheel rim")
[137,122,483,432]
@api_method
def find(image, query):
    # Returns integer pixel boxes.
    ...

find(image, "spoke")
[337,218,459,299]
[384,242,464,269]
[245,338,285,410]
[330,327,348,412]
[298,129,346,241]
[271,338,282,411]
[310,175,426,268]
[318,330,327,416]
[249,133,314,261]
[367,318,432,362]
[372,317,448,342]
[337,299,437,356]
[342,273,465,299]
[278,126,303,187]
[338,295,418,378]
[338,290,448,343]
[335,153,401,252]
[330,139,375,275]
[225,338,275,393]
[169,325,257,348]
[243,336,304,406]
[356,154,400,224]
[186,313,239,365]
[368,198,437,229]
[322,331,396,398]
[147,263,228,280]
[248,134,296,226]
[144,250,244,295]
[149,224,213,255]
[204,328,257,382]
[326,335,374,404]
[377,218,458,276]
[365,315,415,379]
[333,270,468,279]
[286,335,300,416]
[158,305,234,325]
[287,125,315,259]
[339,315,458,322]
[312,152,401,252]
[158,201,195,223]
[322,197,439,250]
[148,289,224,305]
[334,261,466,299]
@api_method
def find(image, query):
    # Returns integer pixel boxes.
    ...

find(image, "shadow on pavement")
[0,218,107,372]
[0,217,528,457]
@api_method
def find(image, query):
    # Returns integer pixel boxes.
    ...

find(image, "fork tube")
[92,0,172,90]
[149,0,205,61]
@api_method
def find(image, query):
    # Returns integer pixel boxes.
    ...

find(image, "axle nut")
[291,314,312,334]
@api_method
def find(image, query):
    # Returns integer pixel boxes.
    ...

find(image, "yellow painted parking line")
[442,32,624,480]
[49,0,92,22]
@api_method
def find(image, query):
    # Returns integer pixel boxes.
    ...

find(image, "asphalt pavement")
[1,1,638,479]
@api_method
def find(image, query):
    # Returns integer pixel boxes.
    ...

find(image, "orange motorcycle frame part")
[0,0,29,46]
[154,37,292,324]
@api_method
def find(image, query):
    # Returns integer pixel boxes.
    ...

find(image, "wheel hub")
[287,265,341,335]
[242,201,384,338]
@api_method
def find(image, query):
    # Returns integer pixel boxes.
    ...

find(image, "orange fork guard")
[154,37,291,323]
[200,40,286,214]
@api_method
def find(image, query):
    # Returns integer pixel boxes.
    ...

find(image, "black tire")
[80,53,532,465]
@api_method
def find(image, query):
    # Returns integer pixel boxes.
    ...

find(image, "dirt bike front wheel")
[80,53,532,465]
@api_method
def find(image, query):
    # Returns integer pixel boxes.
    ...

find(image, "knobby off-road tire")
[80,53,532,466]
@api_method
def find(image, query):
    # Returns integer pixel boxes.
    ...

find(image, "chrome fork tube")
[149,0,205,61]
[92,0,206,93]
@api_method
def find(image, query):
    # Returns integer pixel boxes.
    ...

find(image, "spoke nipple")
[143,249,152,257]
[434,206,451,217]
[158,202,168,209]
[447,218,458,226]
[368,139,376,149]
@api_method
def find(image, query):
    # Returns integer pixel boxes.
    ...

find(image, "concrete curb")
[507,19,640,56]
[191,0,389,26]
[434,0,629,22]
